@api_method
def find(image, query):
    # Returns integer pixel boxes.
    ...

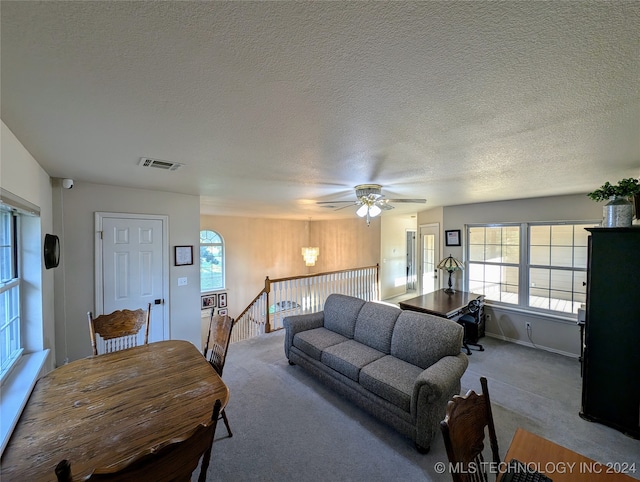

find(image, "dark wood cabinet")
[580,227,640,439]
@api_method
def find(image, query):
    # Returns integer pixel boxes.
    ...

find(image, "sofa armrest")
[413,353,469,409]
[411,353,469,450]
[283,312,325,358]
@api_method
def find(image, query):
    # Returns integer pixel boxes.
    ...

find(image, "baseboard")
[485,333,579,359]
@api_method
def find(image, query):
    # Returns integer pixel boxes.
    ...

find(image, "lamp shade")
[356,204,369,217]
[437,254,464,272]
[437,254,464,293]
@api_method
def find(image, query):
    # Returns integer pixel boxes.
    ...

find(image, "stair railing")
[231,264,379,343]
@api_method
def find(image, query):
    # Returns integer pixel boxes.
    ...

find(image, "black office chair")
[458,299,484,355]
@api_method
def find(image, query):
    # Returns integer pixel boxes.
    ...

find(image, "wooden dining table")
[500,428,638,481]
[0,340,229,481]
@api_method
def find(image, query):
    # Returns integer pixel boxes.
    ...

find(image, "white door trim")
[418,222,440,294]
[94,212,170,338]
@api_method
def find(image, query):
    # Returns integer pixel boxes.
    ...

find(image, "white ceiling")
[2,1,638,220]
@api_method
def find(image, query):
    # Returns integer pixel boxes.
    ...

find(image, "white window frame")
[200,229,225,292]
[527,222,597,314]
[466,221,598,317]
[0,190,49,456]
[467,224,522,305]
[0,210,22,382]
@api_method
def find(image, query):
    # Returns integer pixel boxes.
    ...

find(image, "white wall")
[442,194,602,356]
[1,121,55,371]
[52,181,201,364]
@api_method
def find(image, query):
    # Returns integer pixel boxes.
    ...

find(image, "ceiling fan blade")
[385,198,427,204]
[334,203,359,211]
[380,203,395,211]
[316,201,357,205]
[317,201,359,211]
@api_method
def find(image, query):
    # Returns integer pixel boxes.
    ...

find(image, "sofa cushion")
[321,340,385,381]
[359,355,423,413]
[293,327,348,361]
[323,294,366,339]
[353,301,401,354]
[391,311,463,369]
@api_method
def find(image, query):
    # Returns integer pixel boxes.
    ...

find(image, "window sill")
[0,350,49,456]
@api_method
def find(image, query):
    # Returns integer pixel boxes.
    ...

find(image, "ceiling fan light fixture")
[356,204,369,217]
[369,204,382,217]
[355,184,382,199]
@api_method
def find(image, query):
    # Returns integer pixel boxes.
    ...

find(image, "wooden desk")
[501,428,637,481]
[399,289,483,319]
[1,340,229,481]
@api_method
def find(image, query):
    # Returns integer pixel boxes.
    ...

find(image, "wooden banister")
[230,265,379,344]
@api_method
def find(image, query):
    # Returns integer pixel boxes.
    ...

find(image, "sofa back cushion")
[390,311,463,369]
[353,302,401,353]
[323,294,366,338]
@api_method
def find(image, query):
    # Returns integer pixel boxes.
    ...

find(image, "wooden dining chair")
[203,313,234,438]
[55,399,222,482]
[440,377,500,482]
[87,303,151,356]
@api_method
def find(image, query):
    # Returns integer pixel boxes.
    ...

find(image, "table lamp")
[437,254,464,294]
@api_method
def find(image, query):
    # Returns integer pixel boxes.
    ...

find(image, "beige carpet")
[199,331,640,481]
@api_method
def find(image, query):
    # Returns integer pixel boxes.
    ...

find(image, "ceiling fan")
[317,184,427,225]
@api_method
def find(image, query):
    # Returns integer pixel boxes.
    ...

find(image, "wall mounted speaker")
[44,234,60,269]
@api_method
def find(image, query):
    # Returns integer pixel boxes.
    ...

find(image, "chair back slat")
[56,400,222,482]
[203,314,234,376]
[88,304,151,356]
[440,377,500,482]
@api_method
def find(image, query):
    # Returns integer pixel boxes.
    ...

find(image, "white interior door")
[419,224,440,295]
[95,213,168,342]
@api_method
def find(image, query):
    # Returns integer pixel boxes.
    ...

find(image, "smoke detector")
[138,157,184,171]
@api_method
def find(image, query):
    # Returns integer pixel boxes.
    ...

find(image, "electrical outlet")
[486,314,492,321]
[526,322,532,330]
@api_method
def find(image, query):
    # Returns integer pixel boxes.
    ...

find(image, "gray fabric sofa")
[283,293,468,453]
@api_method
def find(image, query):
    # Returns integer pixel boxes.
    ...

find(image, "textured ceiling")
[1,1,639,219]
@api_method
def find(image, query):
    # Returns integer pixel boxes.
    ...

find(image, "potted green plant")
[588,178,640,227]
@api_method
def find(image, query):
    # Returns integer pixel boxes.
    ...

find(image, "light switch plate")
[178,277,188,286]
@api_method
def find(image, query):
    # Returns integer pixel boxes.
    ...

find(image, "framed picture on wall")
[217,308,228,316]
[174,245,193,266]
[201,294,217,309]
[218,292,227,308]
[445,230,461,247]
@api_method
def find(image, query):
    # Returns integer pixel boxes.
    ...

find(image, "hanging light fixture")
[437,254,464,293]
[301,247,319,266]
[355,186,384,226]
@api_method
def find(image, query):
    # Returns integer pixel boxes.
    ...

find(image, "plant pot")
[602,196,633,227]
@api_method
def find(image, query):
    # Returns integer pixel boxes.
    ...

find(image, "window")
[468,225,520,304]
[466,222,597,315]
[528,223,595,313]
[0,209,22,381]
[200,230,224,292]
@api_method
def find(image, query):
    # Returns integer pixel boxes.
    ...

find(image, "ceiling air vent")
[138,157,184,171]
